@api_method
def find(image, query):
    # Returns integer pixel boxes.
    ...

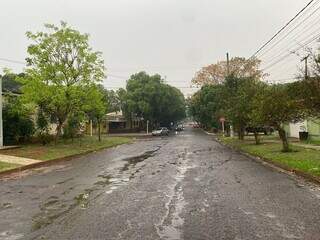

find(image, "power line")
[257,1,320,60]
[261,25,320,66]
[260,13,320,66]
[0,56,199,89]
[0,57,25,65]
[262,32,320,71]
[0,58,129,80]
[106,74,128,79]
[250,0,316,58]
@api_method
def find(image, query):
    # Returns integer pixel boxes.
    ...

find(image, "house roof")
[106,110,123,117]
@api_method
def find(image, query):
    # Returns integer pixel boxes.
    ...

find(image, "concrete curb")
[0,141,134,179]
[106,134,152,138]
[214,137,320,186]
[202,129,217,136]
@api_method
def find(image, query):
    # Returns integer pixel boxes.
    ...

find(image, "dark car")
[245,126,274,135]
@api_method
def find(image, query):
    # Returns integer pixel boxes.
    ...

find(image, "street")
[1,128,320,240]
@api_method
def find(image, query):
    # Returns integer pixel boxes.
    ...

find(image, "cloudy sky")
[0,0,311,95]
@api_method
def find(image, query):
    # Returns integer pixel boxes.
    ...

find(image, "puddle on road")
[98,148,160,195]
[31,147,161,232]
[0,202,13,211]
[121,149,159,172]
[95,175,112,187]
[0,231,24,240]
[56,177,74,185]
[32,188,97,231]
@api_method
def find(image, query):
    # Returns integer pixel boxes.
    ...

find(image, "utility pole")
[226,52,234,137]
[302,55,310,80]
[146,120,149,134]
[226,52,230,76]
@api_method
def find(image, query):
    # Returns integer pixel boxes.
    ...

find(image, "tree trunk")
[254,130,260,145]
[238,125,245,140]
[55,123,63,145]
[278,127,290,152]
[98,120,101,142]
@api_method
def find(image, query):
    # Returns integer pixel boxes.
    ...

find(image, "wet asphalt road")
[1,128,320,240]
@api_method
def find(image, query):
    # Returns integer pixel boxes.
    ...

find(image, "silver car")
[152,127,169,136]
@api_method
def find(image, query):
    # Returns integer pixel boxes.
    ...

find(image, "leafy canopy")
[20,22,105,140]
[122,71,186,126]
[192,57,264,86]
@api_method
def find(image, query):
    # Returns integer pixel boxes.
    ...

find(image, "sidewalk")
[0,154,40,165]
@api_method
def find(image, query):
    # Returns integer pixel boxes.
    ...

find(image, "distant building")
[86,110,143,135]
[284,119,320,141]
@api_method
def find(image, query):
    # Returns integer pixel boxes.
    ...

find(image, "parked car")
[152,127,170,136]
[175,124,184,131]
[245,126,274,135]
[193,123,200,128]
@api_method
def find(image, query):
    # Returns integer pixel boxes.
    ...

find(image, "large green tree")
[122,72,185,128]
[251,84,305,152]
[188,85,224,130]
[222,75,262,140]
[21,22,105,142]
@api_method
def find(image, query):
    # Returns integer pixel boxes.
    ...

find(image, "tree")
[192,57,264,86]
[36,108,51,145]
[289,47,320,118]
[21,22,105,142]
[188,85,224,130]
[104,89,121,113]
[95,85,121,113]
[3,94,35,145]
[0,72,23,93]
[83,85,107,141]
[63,111,85,142]
[123,72,185,128]
[222,75,263,141]
[251,84,305,152]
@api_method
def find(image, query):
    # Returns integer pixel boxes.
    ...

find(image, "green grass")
[220,137,320,177]
[0,161,21,172]
[1,136,132,161]
[303,139,320,146]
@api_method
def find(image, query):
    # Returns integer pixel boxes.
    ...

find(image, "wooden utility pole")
[226,52,230,76]
[226,52,234,137]
[302,55,310,80]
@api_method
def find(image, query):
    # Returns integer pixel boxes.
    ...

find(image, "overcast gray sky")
[0,0,310,95]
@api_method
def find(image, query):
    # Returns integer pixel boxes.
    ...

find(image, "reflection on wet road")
[1,128,320,239]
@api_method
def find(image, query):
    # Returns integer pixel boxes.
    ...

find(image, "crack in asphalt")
[156,149,194,240]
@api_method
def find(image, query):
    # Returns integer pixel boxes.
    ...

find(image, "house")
[86,110,143,135]
[106,110,142,134]
[284,119,320,141]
